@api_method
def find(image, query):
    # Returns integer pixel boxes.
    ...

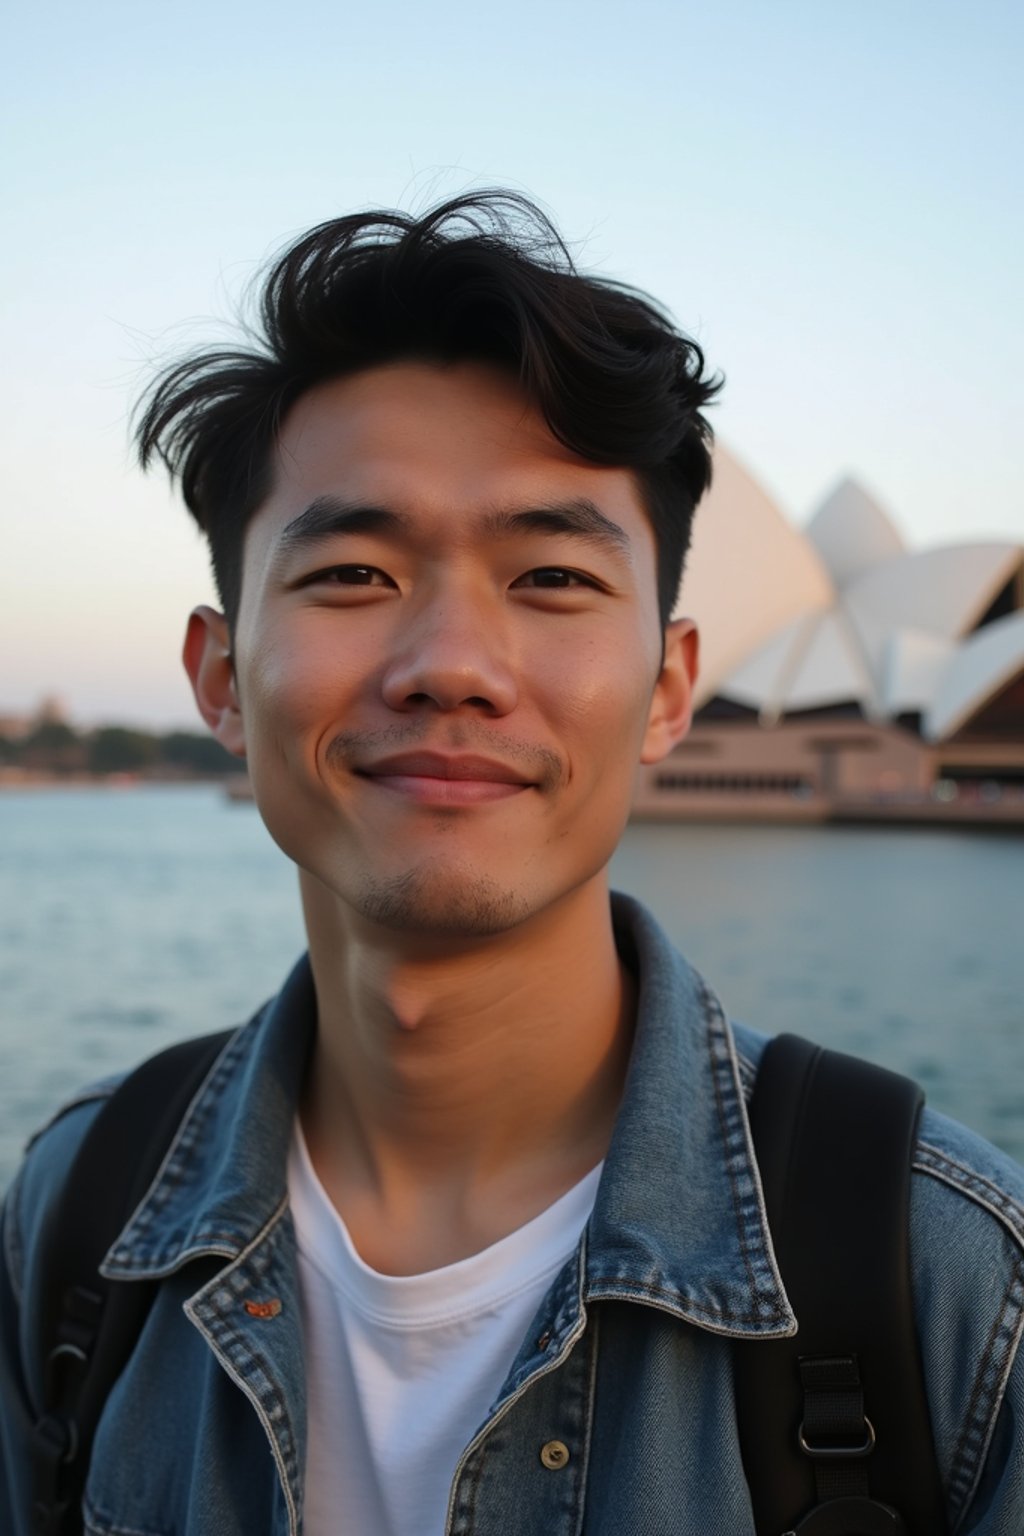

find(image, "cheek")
[240,621,362,732]
[535,632,659,759]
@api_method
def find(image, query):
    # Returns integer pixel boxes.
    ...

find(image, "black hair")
[135,190,721,628]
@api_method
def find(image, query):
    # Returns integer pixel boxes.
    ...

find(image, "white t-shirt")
[287,1122,600,1536]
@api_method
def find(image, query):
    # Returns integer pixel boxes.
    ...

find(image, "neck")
[298,873,634,1272]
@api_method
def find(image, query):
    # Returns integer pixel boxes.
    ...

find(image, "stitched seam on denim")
[504,1243,586,1399]
[465,1418,488,1532]
[141,1238,239,1265]
[571,1304,599,1536]
[947,1280,1008,1520]
[446,1272,590,1531]
[188,1326,299,1536]
[947,1256,1024,1531]
[474,1325,590,1530]
[105,1239,242,1282]
[704,989,765,1309]
[196,1318,297,1474]
[106,1023,254,1264]
[584,1278,790,1333]
[702,983,788,1327]
[444,1395,501,1533]
[915,1144,1024,1250]
[184,1196,300,1534]
[130,1025,250,1222]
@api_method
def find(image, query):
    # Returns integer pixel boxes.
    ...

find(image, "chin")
[352,864,536,938]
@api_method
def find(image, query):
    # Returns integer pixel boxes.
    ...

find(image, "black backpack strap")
[734,1033,948,1536]
[30,1028,233,1536]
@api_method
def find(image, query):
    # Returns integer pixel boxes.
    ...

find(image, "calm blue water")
[1,786,1021,1188]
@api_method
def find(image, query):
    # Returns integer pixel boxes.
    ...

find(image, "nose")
[380,597,518,716]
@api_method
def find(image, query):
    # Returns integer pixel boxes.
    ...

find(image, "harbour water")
[1,785,1021,1189]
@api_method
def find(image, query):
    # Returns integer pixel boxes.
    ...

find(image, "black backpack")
[734,1034,948,1535]
[26,1031,948,1536]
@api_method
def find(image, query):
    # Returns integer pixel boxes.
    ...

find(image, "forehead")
[253,360,655,554]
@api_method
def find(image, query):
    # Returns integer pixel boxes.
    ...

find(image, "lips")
[358,751,534,784]
[355,751,536,805]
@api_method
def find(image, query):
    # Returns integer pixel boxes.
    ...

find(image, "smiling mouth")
[355,752,537,806]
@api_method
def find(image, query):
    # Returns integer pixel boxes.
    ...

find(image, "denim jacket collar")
[101,956,316,1280]
[102,892,795,1343]
[585,896,794,1339]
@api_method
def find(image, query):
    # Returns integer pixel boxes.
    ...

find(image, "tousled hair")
[135,190,721,627]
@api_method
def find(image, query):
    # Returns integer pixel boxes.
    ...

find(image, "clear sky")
[2,0,1021,726]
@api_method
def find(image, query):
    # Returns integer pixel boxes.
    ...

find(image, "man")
[2,192,1022,1534]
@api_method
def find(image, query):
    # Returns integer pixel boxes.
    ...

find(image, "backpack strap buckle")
[31,1285,103,1534]
[798,1417,876,1460]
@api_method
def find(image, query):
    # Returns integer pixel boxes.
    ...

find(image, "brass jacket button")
[539,1440,570,1470]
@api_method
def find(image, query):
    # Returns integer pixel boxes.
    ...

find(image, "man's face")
[191,361,696,939]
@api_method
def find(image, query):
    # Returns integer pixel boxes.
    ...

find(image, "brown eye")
[514,567,595,590]
[306,564,395,587]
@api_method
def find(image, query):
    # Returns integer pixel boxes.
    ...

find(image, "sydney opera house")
[633,448,1024,824]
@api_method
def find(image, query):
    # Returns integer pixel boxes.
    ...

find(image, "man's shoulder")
[729,1018,1024,1234]
[912,1101,1024,1238]
[22,1073,123,1161]
[3,1084,117,1306]
[902,1104,1024,1524]
[3,1023,250,1302]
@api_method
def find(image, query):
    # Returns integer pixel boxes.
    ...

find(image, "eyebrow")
[275,495,632,560]
[275,498,407,555]
[484,501,631,556]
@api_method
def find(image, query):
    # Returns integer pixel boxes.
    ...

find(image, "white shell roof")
[882,630,957,716]
[679,443,1022,733]
[719,614,814,713]
[722,609,876,721]
[924,610,1024,742]
[806,477,906,590]
[785,610,876,715]
[843,543,1023,686]
[678,445,835,707]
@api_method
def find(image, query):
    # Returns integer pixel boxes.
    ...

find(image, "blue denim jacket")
[3,894,1023,1534]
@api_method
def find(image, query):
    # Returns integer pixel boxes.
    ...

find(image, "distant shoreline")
[0,771,243,791]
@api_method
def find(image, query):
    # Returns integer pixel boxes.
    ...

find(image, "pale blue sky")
[2,0,1021,725]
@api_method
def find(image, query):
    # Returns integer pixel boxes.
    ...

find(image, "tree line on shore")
[0,720,239,778]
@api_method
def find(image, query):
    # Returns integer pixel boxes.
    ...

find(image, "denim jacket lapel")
[586,895,795,1339]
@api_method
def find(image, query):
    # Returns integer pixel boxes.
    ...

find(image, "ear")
[183,606,247,759]
[640,618,699,765]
